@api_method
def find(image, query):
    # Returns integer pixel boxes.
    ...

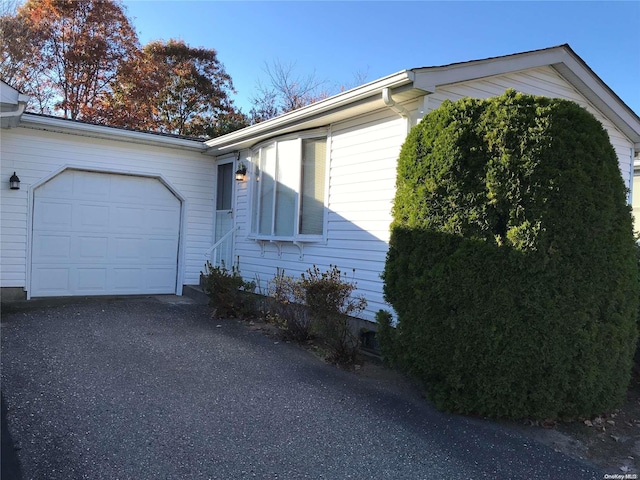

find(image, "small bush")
[267,269,313,342]
[300,265,367,365]
[201,261,249,318]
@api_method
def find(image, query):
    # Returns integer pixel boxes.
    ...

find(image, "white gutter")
[0,93,30,127]
[205,70,415,151]
[0,101,26,119]
[21,114,206,152]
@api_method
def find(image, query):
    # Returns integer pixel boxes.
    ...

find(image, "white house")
[2,44,640,320]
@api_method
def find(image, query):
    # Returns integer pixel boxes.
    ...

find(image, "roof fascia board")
[204,71,414,151]
[413,46,640,144]
[20,114,206,152]
[1,80,20,103]
[1,81,30,106]
[206,93,412,154]
[551,56,640,145]
[412,48,570,91]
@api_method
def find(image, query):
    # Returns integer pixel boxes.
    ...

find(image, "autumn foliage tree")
[95,39,246,137]
[0,3,52,110]
[143,39,242,137]
[1,0,246,138]
[1,0,139,119]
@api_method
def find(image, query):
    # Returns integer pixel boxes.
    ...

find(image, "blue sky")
[121,1,640,116]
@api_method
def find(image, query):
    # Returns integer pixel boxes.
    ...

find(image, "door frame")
[26,165,186,299]
[213,154,237,269]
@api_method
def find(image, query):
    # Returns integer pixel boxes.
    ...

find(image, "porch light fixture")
[235,163,247,181]
[9,172,20,190]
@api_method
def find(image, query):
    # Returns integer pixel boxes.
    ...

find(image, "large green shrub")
[382,90,639,419]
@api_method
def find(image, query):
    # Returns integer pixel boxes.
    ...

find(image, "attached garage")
[1,100,215,302]
[31,169,182,297]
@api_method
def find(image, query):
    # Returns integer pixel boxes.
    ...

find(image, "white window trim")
[248,128,330,243]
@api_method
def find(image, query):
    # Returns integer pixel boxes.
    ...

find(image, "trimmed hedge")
[382,90,639,419]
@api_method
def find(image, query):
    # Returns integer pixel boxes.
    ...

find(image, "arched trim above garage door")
[26,166,186,299]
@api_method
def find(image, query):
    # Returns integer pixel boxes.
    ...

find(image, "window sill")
[249,237,322,260]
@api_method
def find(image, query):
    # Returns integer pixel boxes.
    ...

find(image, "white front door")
[31,170,181,297]
[213,161,234,269]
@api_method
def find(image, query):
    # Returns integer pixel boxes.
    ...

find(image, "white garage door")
[31,170,181,297]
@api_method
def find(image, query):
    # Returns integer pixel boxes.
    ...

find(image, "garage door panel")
[109,175,147,201]
[32,235,72,261]
[114,237,145,260]
[77,204,110,229]
[112,267,144,290]
[32,267,71,295]
[114,206,145,230]
[148,238,179,261]
[147,267,177,290]
[76,172,110,199]
[78,236,109,260]
[32,170,180,297]
[146,207,181,233]
[76,268,108,293]
[36,172,74,199]
[36,201,73,229]
[146,181,180,206]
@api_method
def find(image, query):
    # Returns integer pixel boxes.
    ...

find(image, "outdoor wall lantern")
[9,172,20,190]
[235,163,247,181]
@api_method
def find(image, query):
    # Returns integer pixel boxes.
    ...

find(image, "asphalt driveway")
[1,296,602,479]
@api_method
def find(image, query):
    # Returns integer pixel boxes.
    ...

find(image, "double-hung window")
[250,132,327,240]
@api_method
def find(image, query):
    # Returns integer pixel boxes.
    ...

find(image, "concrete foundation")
[0,288,27,303]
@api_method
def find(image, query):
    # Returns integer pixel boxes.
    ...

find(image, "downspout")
[382,87,411,134]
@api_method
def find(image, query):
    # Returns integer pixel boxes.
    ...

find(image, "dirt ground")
[528,366,640,476]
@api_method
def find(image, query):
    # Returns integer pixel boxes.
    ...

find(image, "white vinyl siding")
[0,127,213,291]
[234,108,411,320]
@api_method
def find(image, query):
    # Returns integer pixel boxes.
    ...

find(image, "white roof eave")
[412,45,640,146]
[204,70,415,155]
[206,46,640,156]
[20,114,207,152]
